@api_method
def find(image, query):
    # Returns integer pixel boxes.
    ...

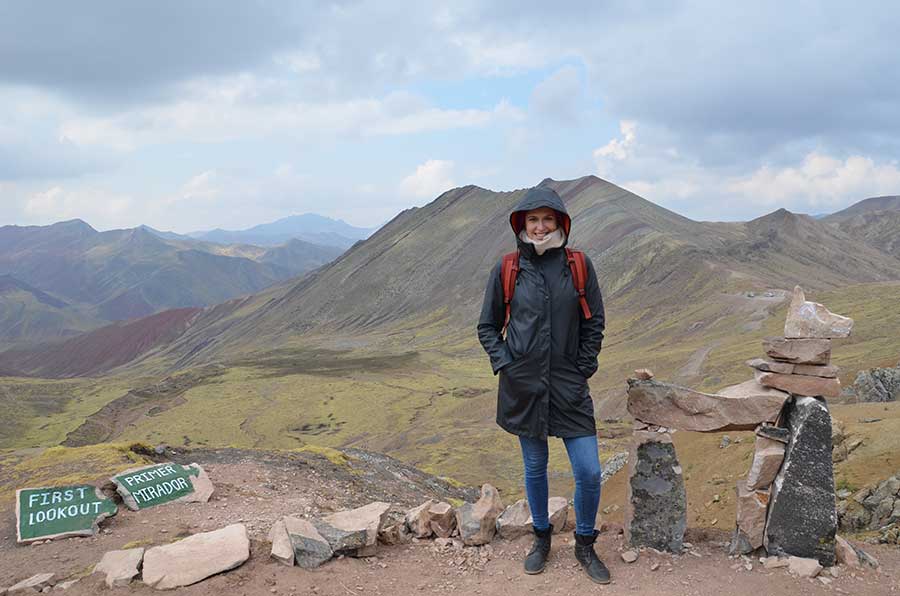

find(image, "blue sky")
[1,1,899,231]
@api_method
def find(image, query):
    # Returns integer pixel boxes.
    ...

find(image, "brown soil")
[1,448,897,595]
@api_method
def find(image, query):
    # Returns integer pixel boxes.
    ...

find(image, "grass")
[1,282,898,511]
[0,442,153,506]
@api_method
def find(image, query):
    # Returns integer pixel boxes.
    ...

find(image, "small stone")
[621,550,638,563]
[746,436,785,490]
[456,484,504,546]
[7,574,55,594]
[54,579,79,590]
[788,556,822,578]
[497,499,532,540]
[649,561,660,571]
[746,358,794,375]
[763,556,789,569]
[633,369,654,380]
[427,502,457,539]
[322,501,391,554]
[268,519,294,566]
[755,424,790,444]
[405,500,437,538]
[784,286,853,339]
[834,536,859,568]
[93,548,144,588]
[547,497,568,533]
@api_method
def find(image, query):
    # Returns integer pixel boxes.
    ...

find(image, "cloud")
[57,85,519,151]
[593,120,637,173]
[400,160,456,199]
[726,153,900,209]
[592,120,900,219]
[531,65,584,124]
[23,185,134,228]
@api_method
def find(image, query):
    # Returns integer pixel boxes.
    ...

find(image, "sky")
[2,1,900,232]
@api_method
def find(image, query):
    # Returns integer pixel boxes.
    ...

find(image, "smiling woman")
[477,186,609,583]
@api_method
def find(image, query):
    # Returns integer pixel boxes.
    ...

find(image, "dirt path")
[1,448,897,595]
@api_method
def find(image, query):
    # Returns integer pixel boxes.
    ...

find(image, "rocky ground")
[1,447,898,595]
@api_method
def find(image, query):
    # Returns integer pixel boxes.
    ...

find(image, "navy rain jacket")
[477,187,606,439]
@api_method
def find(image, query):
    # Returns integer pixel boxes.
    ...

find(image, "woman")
[477,186,609,584]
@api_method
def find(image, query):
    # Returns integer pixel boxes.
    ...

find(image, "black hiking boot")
[524,524,553,574]
[574,530,611,584]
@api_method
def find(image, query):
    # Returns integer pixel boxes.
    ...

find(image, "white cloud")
[24,185,134,227]
[726,153,900,209]
[57,80,521,151]
[400,160,456,199]
[593,120,637,172]
[175,171,219,203]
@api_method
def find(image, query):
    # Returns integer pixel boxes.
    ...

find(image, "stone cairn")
[625,286,853,567]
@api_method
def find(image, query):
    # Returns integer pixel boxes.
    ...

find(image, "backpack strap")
[566,248,593,320]
[500,251,520,334]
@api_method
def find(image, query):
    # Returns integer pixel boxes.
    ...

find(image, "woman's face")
[524,207,558,240]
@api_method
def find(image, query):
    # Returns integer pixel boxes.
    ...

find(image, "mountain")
[0,274,101,346]
[189,213,374,249]
[4,175,900,502]
[822,195,900,259]
[50,175,900,377]
[0,220,344,346]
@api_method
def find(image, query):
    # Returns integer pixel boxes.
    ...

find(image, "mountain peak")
[51,219,97,234]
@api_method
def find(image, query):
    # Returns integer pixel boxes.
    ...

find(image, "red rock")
[626,378,789,432]
[793,363,840,378]
[746,436,785,490]
[746,358,794,374]
[763,337,831,365]
[784,286,853,339]
[754,369,841,398]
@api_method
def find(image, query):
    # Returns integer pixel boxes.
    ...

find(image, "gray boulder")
[764,397,837,566]
[852,364,900,402]
[624,431,686,553]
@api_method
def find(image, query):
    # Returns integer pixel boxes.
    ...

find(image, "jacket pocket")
[497,356,543,431]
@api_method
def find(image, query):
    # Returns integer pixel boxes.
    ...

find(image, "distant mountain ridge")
[187,213,374,249]
[0,219,344,348]
[822,195,900,259]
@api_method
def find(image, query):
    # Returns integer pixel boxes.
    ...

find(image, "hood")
[509,187,571,253]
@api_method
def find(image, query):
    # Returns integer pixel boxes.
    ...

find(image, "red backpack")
[501,248,592,334]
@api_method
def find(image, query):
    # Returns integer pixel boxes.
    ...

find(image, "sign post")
[16,485,117,543]
[111,463,214,511]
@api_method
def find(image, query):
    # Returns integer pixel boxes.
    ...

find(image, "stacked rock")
[626,285,853,567]
[733,286,853,565]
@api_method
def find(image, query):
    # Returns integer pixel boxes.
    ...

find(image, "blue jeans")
[518,434,602,536]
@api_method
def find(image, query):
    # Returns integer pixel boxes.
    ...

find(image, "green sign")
[16,485,117,543]
[112,463,201,510]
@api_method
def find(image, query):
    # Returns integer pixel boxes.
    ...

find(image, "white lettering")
[92,502,101,514]
[79,503,91,515]
[28,512,34,526]
[77,487,87,499]
[64,489,74,501]
[28,493,40,507]
[39,492,49,506]
[46,508,56,521]
[35,511,45,523]
[67,505,78,517]
[51,491,62,504]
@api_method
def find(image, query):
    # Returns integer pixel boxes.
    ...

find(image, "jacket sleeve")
[477,260,515,375]
[575,256,605,379]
